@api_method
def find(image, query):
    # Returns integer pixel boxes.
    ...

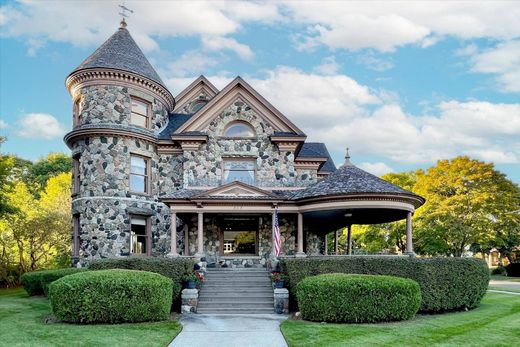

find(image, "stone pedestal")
[181,288,199,313]
[274,288,289,314]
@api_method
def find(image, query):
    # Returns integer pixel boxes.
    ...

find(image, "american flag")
[273,207,282,257]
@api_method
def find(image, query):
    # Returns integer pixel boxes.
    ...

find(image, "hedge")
[506,262,520,277]
[20,268,88,296]
[49,269,173,323]
[88,257,194,302]
[281,256,489,313]
[296,273,421,323]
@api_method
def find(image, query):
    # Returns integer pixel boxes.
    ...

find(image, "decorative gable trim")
[173,76,219,113]
[175,77,305,135]
[192,181,279,199]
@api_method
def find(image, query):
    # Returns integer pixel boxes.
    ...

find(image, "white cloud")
[284,1,520,52]
[357,162,395,176]
[313,56,340,75]
[17,113,66,140]
[356,53,394,72]
[0,119,7,129]
[467,41,520,93]
[165,51,220,78]
[201,36,254,60]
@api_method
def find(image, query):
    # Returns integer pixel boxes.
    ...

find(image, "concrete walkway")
[169,314,288,347]
[489,279,520,292]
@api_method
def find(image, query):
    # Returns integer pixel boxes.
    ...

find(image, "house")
[65,21,425,267]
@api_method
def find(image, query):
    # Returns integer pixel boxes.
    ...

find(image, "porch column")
[295,213,306,257]
[195,212,204,257]
[405,211,414,255]
[168,210,179,257]
[324,234,328,255]
[334,230,339,255]
[347,225,352,255]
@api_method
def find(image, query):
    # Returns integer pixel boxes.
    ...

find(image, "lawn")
[0,288,182,347]
[280,292,520,347]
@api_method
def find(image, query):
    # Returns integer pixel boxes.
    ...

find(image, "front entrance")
[218,216,259,256]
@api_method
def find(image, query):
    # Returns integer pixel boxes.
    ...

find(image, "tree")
[30,153,71,189]
[414,156,520,257]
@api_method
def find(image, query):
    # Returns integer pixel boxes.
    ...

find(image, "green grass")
[0,288,182,347]
[280,293,520,347]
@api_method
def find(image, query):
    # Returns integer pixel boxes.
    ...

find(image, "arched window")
[190,100,207,113]
[224,121,255,138]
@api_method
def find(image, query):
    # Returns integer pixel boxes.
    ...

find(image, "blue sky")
[1,0,519,183]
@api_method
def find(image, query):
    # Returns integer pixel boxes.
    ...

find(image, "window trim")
[72,155,80,196]
[222,121,256,138]
[129,154,151,195]
[130,96,151,129]
[129,215,151,256]
[73,97,82,127]
[221,157,257,185]
[72,214,80,258]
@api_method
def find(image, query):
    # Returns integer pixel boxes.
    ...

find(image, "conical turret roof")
[70,25,165,87]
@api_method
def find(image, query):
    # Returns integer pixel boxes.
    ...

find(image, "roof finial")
[344,147,352,166]
[118,3,133,28]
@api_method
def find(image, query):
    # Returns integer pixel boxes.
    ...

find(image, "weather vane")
[118,3,133,28]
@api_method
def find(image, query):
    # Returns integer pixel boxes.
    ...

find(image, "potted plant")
[271,272,288,288]
[183,272,198,289]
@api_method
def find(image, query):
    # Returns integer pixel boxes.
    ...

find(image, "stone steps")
[197,268,274,314]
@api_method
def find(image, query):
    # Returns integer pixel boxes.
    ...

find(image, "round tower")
[64,21,176,266]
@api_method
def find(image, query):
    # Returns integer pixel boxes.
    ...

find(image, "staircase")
[197,268,274,314]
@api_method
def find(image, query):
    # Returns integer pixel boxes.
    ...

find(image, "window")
[224,121,255,138]
[73,98,82,126]
[130,216,150,255]
[130,155,149,193]
[190,100,207,113]
[130,97,149,128]
[223,160,255,184]
[72,156,80,195]
[72,214,80,258]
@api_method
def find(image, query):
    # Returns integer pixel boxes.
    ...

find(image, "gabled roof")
[174,77,306,135]
[69,26,165,88]
[291,160,424,203]
[297,142,337,173]
[174,75,219,113]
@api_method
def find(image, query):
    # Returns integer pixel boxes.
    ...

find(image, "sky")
[0,0,519,183]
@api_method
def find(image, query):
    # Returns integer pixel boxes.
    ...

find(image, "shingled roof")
[70,25,165,87]
[291,157,422,201]
[298,142,337,173]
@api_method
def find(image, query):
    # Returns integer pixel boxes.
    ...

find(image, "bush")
[48,269,173,323]
[281,256,489,313]
[296,273,421,323]
[491,266,506,275]
[506,262,520,277]
[88,257,194,302]
[20,268,88,296]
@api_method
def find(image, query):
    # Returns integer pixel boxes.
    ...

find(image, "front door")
[219,216,259,256]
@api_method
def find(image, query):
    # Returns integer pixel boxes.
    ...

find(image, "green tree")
[414,156,520,257]
[30,153,71,188]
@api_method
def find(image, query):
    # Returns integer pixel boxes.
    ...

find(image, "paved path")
[169,314,288,347]
[489,280,520,292]
[487,289,520,295]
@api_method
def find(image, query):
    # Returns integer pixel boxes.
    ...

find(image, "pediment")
[193,181,278,199]
[174,76,219,114]
[174,77,305,135]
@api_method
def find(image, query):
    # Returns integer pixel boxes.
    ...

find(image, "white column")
[347,225,352,255]
[168,210,179,257]
[406,211,414,255]
[196,212,204,257]
[324,234,328,255]
[296,213,306,257]
[334,230,339,255]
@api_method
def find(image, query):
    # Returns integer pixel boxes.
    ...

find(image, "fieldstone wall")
[78,85,169,131]
[305,228,324,255]
[182,100,317,188]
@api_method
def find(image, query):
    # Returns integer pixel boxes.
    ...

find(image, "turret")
[64,22,176,266]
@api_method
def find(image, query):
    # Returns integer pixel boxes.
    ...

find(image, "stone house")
[65,22,424,267]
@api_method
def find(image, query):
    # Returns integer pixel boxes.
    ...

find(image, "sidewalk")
[169,313,288,347]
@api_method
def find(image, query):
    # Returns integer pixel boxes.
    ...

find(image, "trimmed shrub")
[49,269,173,323]
[491,266,506,275]
[20,268,88,296]
[88,257,194,302]
[506,262,520,277]
[296,273,421,323]
[281,256,489,313]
